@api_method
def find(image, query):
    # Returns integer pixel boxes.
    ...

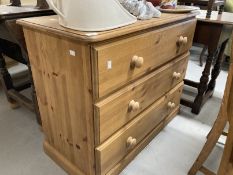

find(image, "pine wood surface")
[23,28,95,175]
[96,83,183,175]
[20,14,197,175]
[217,34,233,175]
[106,107,180,175]
[17,13,197,42]
[95,54,188,144]
[92,20,195,98]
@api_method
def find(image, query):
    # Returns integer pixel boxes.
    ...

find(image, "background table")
[0,5,54,124]
[181,10,233,114]
[178,0,225,18]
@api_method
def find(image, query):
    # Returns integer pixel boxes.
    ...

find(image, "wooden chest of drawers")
[18,13,196,175]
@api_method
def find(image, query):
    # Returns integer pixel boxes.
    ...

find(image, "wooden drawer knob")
[131,55,144,68]
[173,72,181,79]
[129,100,140,111]
[168,102,176,109]
[178,36,188,45]
[127,136,137,149]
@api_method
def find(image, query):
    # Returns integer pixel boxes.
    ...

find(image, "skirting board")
[43,141,86,175]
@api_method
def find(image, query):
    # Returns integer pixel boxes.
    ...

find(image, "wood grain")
[44,141,85,175]
[96,83,183,175]
[106,106,180,175]
[20,14,196,175]
[95,54,188,144]
[217,35,233,175]
[23,28,95,175]
[188,36,233,175]
[93,20,196,98]
[17,13,197,42]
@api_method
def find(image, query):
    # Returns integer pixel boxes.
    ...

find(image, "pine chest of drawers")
[18,13,197,175]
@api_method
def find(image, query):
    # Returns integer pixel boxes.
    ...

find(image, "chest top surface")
[17,12,197,43]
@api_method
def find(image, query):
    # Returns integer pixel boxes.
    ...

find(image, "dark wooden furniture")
[0,5,54,124]
[181,10,233,114]
[9,0,49,9]
[178,0,226,67]
[9,0,21,6]
[178,0,226,18]
[36,0,49,9]
[188,35,233,175]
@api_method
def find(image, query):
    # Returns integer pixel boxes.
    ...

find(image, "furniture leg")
[207,40,229,92]
[200,45,208,67]
[192,49,216,114]
[188,109,228,175]
[207,0,215,18]
[9,0,21,6]
[190,38,233,174]
[35,0,49,9]
[0,53,19,108]
[219,5,225,15]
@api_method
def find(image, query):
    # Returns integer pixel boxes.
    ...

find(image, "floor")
[0,47,229,175]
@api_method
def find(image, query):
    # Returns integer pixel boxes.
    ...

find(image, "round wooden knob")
[173,72,181,79]
[131,55,144,68]
[178,36,188,45]
[129,100,140,111]
[127,136,137,148]
[168,102,176,109]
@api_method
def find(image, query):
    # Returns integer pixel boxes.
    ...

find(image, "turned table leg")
[199,46,208,67]
[0,53,19,108]
[207,40,229,92]
[9,0,21,6]
[35,0,49,9]
[219,5,224,15]
[192,48,216,114]
[206,0,215,18]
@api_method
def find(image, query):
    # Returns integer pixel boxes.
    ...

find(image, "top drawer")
[92,19,196,98]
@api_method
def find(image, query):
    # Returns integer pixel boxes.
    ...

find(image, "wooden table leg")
[218,5,224,15]
[0,53,19,108]
[9,0,21,6]
[200,46,208,67]
[192,48,216,114]
[207,39,229,93]
[35,0,49,9]
[206,0,215,18]
[189,39,233,174]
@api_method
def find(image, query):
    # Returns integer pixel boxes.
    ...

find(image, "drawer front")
[95,53,188,144]
[93,19,196,98]
[95,83,183,175]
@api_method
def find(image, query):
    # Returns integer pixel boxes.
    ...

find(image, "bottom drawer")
[95,82,184,175]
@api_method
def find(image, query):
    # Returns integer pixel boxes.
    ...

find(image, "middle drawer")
[95,53,188,144]
[95,82,184,175]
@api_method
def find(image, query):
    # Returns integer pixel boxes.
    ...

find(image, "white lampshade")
[46,0,137,32]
